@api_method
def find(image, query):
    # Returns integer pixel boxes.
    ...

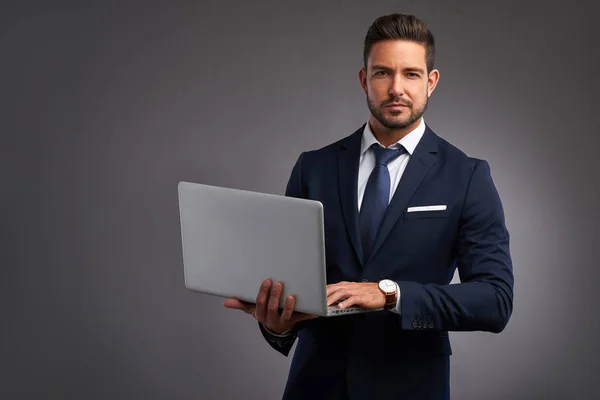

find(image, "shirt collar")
[361,117,426,156]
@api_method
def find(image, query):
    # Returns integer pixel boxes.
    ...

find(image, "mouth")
[384,103,409,111]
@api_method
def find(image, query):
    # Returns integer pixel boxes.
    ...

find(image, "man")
[224,13,513,400]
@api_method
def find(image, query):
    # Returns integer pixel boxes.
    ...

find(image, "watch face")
[379,279,396,294]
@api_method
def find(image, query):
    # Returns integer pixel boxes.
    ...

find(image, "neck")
[368,116,422,148]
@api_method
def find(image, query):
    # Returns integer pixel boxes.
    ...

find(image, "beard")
[367,93,428,130]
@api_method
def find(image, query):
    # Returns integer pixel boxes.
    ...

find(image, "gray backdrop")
[2,1,598,399]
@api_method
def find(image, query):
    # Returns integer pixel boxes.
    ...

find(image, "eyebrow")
[404,67,425,74]
[371,65,425,74]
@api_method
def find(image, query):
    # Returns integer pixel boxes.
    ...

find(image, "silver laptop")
[177,181,380,317]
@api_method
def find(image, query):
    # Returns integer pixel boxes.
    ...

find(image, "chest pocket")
[403,205,449,219]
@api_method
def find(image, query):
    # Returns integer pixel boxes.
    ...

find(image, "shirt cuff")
[262,324,293,337]
[389,282,402,315]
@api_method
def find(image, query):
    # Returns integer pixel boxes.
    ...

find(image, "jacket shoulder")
[433,129,488,171]
[293,126,362,167]
[307,129,360,155]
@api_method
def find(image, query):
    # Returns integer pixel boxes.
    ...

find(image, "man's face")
[359,39,439,131]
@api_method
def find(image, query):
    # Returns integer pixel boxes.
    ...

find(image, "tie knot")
[371,144,404,166]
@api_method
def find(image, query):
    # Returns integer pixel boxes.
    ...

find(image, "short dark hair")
[363,13,435,73]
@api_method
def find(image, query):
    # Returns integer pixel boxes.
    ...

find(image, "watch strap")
[380,281,398,309]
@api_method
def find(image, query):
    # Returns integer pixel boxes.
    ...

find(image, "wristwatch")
[378,279,398,309]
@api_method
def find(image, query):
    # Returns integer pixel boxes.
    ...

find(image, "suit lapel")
[366,125,439,265]
[337,126,365,266]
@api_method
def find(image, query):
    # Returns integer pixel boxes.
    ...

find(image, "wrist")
[378,279,398,309]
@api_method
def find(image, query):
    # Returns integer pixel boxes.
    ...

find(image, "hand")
[224,278,317,334]
[326,281,386,310]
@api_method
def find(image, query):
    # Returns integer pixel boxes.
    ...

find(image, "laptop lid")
[177,181,330,316]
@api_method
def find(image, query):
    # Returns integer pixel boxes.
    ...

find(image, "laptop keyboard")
[327,298,365,315]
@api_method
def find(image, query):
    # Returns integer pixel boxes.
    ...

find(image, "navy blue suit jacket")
[259,124,514,399]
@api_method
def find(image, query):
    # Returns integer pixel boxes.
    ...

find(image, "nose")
[389,76,404,98]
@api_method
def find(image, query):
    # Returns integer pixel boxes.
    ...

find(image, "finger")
[326,281,359,297]
[267,281,284,325]
[327,287,361,306]
[326,290,346,306]
[338,295,363,309]
[255,279,272,323]
[280,295,295,321]
[326,282,346,297]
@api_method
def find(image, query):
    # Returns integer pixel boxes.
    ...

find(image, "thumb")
[224,299,254,314]
[223,298,244,309]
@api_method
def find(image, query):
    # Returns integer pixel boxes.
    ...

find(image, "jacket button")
[428,322,434,329]
[412,321,418,329]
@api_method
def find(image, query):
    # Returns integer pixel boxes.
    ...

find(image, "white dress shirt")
[358,117,426,315]
[266,118,426,336]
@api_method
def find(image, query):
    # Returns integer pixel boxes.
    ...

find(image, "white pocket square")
[407,205,447,212]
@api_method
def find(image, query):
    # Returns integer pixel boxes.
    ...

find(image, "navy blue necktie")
[359,144,404,262]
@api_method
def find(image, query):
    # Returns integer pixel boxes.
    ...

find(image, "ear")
[358,67,368,94]
[427,69,440,97]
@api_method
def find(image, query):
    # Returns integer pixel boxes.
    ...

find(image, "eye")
[407,73,420,78]
[374,71,388,76]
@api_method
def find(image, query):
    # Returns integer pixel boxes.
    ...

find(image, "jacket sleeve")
[257,152,307,356]
[397,159,514,333]
[258,321,298,356]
